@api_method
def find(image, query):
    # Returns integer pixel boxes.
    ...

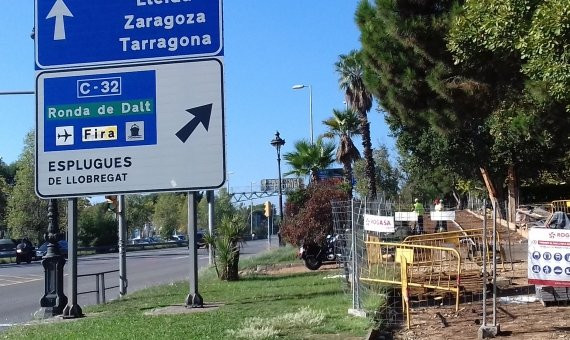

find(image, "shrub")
[281,179,349,246]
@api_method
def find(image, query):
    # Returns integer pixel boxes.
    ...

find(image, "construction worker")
[435,199,447,232]
[413,198,425,234]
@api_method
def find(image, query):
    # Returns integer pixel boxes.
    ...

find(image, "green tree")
[0,177,10,237]
[126,194,156,236]
[353,146,401,200]
[6,132,49,244]
[336,50,377,199]
[355,0,526,210]
[153,193,185,239]
[447,0,570,216]
[0,158,16,185]
[284,137,335,182]
[78,203,118,247]
[322,108,361,197]
[448,0,570,107]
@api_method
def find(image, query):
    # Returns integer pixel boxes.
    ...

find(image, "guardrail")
[78,269,119,304]
[1,239,203,263]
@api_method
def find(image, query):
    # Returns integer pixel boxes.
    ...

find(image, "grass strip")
[2,247,370,340]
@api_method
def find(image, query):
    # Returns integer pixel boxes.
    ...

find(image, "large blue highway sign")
[36,59,226,198]
[35,0,223,69]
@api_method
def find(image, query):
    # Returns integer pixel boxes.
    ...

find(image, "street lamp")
[250,181,255,238]
[270,131,285,245]
[39,199,67,317]
[226,171,234,193]
[292,84,313,144]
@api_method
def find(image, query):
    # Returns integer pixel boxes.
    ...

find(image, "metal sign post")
[118,195,127,297]
[207,190,215,265]
[186,192,203,308]
[62,198,82,318]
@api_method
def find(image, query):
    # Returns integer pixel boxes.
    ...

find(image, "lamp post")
[292,84,313,144]
[226,171,234,193]
[250,181,255,239]
[270,132,285,245]
[38,199,67,317]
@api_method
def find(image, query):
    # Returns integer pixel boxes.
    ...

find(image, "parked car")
[35,240,68,260]
[0,239,16,259]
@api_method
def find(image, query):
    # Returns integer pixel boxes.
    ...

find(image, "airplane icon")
[58,129,72,142]
[55,126,74,146]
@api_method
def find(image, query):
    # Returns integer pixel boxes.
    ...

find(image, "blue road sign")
[35,0,223,69]
[42,70,158,152]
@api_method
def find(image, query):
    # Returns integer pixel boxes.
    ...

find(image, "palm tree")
[322,109,361,197]
[284,137,335,183]
[335,50,377,199]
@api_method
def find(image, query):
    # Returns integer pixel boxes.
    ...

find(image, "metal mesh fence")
[331,198,570,337]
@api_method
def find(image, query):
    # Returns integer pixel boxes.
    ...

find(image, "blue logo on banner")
[543,266,551,274]
[554,253,563,261]
[554,266,563,275]
[532,265,541,274]
[532,251,541,260]
[543,252,552,261]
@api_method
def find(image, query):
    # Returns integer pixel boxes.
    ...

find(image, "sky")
[0,1,396,206]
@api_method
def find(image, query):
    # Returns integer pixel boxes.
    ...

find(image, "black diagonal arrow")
[175,104,213,143]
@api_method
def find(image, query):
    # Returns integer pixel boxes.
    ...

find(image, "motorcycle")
[298,234,339,270]
[16,240,34,264]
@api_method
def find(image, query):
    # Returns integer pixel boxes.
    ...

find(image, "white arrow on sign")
[46,0,73,41]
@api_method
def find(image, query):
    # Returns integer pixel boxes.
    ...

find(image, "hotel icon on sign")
[126,121,144,141]
[56,126,74,146]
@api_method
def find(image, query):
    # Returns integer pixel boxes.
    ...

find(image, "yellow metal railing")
[550,200,570,214]
[361,240,462,329]
[402,228,505,272]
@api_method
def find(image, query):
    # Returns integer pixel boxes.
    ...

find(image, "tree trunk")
[479,167,504,219]
[452,190,461,210]
[343,161,353,199]
[507,165,518,225]
[224,242,240,281]
[358,113,377,200]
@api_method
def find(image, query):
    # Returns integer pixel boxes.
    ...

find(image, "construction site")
[332,199,570,339]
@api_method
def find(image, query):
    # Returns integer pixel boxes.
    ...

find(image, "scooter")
[298,235,339,270]
[16,241,34,264]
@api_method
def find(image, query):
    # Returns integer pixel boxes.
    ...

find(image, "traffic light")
[105,195,118,212]
[264,201,272,217]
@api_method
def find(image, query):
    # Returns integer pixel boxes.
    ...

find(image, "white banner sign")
[528,228,570,287]
[430,211,456,221]
[364,214,395,233]
[395,212,418,222]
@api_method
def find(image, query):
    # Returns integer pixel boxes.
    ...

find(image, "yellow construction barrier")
[403,228,505,272]
[361,241,462,318]
[550,200,570,214]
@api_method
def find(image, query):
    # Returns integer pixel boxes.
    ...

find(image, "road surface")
[0,237,277,330]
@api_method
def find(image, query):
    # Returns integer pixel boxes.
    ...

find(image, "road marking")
[0,274,44,287]
[172,255,209,260]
